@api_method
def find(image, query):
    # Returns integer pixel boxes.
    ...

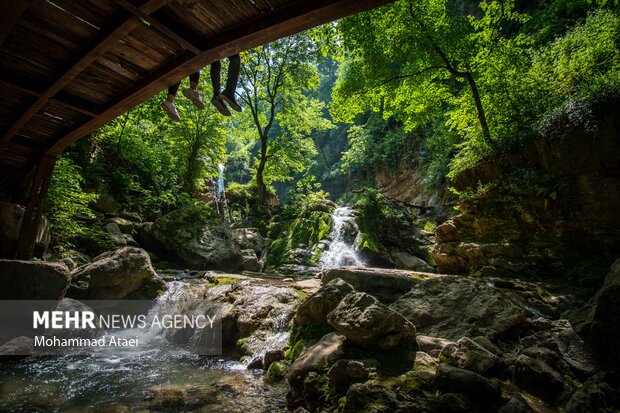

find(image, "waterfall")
[319,206,366,268]
[216,163,225,200]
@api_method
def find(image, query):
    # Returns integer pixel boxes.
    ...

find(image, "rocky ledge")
[276,264,620,413]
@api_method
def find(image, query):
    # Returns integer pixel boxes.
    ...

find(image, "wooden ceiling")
[0,0,392,192]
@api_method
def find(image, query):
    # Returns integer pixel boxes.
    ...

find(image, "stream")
[0,277,289,412]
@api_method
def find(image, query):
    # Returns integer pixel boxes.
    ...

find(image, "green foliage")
[45,157,98,252]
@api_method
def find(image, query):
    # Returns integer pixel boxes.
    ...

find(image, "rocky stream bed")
[1,254,618,412]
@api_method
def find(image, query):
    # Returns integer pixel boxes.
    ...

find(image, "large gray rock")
[389,276,528,340]
[0,201,50,258]
[104,222,127,246]
[434,363,502,407]
[152,205,243,271]
[571,258,620,371]
[294,278,354,327]
[67,247,164,300]
[513,354,571,403]
[240,249,262,272]
[519,319,597,379]
[0,260,70,299]
[232,228,264,254]
[389,251,435,273]
[321,267,428,303]
[327,291,417,351]
[440,336,503,376]
[287,332,346,408]
[565,373,619,413]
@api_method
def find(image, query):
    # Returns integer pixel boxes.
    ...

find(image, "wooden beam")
[112,0,203,55]
[14,152,57,259]
[47,0,393,154]
[0,79,99,118]
[0,0,175,156]
[0,0,35,48]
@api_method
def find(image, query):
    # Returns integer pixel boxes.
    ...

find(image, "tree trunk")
[463,72,491,143]
[256,135,268,202]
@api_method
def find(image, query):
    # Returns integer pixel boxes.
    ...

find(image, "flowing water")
[0,280,287,412]
[319,206,366,269]
[217,163,225,201]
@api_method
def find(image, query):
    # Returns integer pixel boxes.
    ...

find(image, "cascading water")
[0,280,287,412]
[319,206,366,268]
[216,163,225,201]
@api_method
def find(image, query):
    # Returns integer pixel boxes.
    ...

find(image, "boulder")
[104,222,127,246]
[263,349,285,370]
[0,336,34,356]
[499,393,537,413]
[571,258,620,371]
[240,249,262,272]
[45,298,101,340]
[0,201,50,258]
[342,383,434,413]
[564,373,620,413]
[327,359,380,391]
[321,267,425,303]
[67,247,165,300]
[0,260,71,299]
[293,278,354,327]
[287,332,346,407]
[434,363,502,407]
[416,335,456,356]
[513,354,571,403]
[119,211,142,223]
[152,205,243,271]
[231,228,264,254]
[389,251,435,273]
[264,360,290,384]
[389,276,528,340]
[440,337,503,376]
[327,291,417,351]
[107,217,134,233]
[519,319,597,379]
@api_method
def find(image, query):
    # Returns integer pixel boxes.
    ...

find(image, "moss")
[266,207,332,268]
[293,287,309,300]
[265,361,289,384]
[236,337,249,353]
[206,276,240,290]
[285,339,304,361]
[357,232,380,253]
[422,221,437,233]
[285,323,333,361]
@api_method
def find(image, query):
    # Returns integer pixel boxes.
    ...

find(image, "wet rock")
[434,363,502,407]
[240,249,262,272]
[321,267,423,303]
[390,276,528,340]
[390,251,435,272]
[263,349,285,370]
[571,258,620,371]
[247,356,263,370]
[564,372,620,413]
[0,336,33,356]
[327,359,380,391]
[293,278,354,327]
[440,337,503,376]
[152,204,243,271]
[513,354,571,403]
[265,360,290,384]
[45,298,101,339]
[232,228,264,255]
[0,260,71,299]
[67,247,164,300]
[327,291,417,351]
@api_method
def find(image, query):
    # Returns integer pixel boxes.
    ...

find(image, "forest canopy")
[45,0,620,253]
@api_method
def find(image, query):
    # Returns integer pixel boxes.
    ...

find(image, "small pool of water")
[0,350,286,412]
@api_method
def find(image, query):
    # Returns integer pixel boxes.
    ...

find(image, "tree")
[332,0,526,144]
[238,32,332,202]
